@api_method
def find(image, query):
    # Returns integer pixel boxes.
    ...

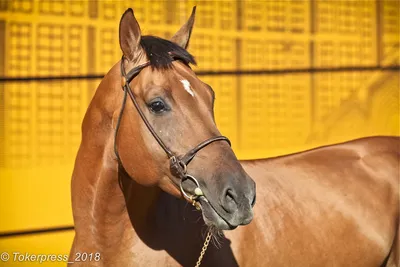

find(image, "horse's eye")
[148,99,167,114]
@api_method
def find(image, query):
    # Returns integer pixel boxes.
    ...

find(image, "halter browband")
[114,56,231,201]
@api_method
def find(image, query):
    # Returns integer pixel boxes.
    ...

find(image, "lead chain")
[194,231,212,267]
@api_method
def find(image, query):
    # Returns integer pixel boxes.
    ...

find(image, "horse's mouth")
[197,196,237,231]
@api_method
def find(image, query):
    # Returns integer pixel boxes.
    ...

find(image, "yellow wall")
[0,0,399,265]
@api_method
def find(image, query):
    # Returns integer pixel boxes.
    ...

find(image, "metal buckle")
[178,160,187,174]
[170,155,188,178]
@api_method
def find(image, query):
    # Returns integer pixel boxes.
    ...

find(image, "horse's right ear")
[119,8,142,61]
[171,6,196,49]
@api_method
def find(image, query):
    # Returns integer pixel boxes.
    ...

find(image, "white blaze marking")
[180,79,195,97]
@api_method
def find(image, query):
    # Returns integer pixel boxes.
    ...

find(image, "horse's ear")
[119,8,143,61]
[171,6,196,49]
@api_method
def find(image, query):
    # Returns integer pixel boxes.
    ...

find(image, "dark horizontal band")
[0,225,74,238]
[0,65,398,83]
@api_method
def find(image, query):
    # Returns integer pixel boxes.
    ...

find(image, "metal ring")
[180,174,200,200]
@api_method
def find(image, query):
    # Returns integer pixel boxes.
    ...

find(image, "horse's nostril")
[251,193,256,207]
[221,188,238,213]
[226,189,237,204]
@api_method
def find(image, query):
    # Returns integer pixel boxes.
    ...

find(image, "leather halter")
[114,56,231,203]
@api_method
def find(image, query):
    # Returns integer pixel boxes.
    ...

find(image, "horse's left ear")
[119,8,143,61]
[171,6,196,49]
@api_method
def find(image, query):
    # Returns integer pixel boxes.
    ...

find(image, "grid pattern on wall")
[0,0,399,167]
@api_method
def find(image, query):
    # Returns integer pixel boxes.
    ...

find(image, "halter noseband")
[114,56,231,207]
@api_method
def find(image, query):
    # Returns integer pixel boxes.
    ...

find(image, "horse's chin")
[198,197,237,231]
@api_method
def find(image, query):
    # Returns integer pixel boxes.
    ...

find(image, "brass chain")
[194,231,212,267]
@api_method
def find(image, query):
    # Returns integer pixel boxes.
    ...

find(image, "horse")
[69,7,399,267]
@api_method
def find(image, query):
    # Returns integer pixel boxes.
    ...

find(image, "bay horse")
[70,7,399,267]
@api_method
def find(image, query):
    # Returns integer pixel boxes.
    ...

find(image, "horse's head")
[115,8,256,230]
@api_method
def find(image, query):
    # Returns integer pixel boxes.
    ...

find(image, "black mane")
[140,36,196,69]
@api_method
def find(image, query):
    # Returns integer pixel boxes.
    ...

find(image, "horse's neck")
[71,138,131,246]
[72,127,201,255]
[71,77,135,249]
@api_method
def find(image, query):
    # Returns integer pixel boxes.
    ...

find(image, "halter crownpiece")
[115,56,231,206]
